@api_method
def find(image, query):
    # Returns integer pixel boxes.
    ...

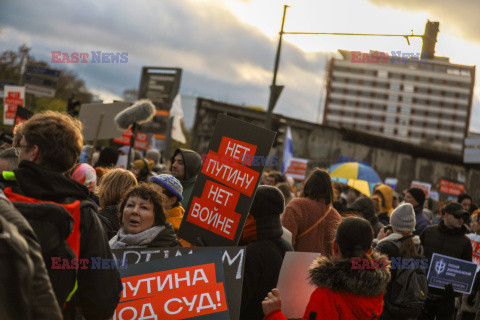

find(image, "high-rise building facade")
[323,49,475,154]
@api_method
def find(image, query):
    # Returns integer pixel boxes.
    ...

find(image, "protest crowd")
[1,110,480,320]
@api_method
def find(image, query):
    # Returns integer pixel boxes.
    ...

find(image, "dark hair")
[160,187,181,208]
[276,182,292,201]
[268,171,286,184]
[119,183,166,226]
[335,217,373,262]
[301,168,334,204]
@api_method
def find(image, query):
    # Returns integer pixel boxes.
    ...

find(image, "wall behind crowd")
[192,98,480,203]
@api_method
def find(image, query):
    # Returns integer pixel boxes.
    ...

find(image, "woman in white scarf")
[109,183,181,249]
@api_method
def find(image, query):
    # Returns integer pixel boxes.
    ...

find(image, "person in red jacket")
[263,217,391,320]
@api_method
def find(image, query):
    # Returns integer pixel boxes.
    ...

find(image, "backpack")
[383,239,428,317]
[3,187,84,308]
[0,213,34,320]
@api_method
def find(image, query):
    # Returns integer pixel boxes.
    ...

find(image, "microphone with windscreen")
[114,99,156,169]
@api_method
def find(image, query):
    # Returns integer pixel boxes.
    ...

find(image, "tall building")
[322,49,475,154]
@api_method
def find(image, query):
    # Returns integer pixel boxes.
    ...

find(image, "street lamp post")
[264,5,425,130]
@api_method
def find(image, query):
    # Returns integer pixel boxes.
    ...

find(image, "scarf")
[240,214,283,244]
[109,225,165,249]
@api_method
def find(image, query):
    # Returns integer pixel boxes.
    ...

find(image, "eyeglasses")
[14,145,32,156]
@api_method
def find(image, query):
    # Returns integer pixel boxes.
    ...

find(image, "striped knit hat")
[150,174,183,200]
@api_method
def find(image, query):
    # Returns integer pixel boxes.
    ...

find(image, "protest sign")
[429,191,439,201]
[427,253,478,294]
[3,85,25,125]
[467,234,480,270]
[111,247,245,320]
[13,105,34,130]
[385,178,398,191]
[439,179,465,196]
[178,114,276,246]
[111,249,229,320]
[410,181,431,197]
[276,252,321,319]
[79,102,130,141]
[285,157,308,181]
[113,128,149,150]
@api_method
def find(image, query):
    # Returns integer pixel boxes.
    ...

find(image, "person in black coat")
[0,191,62,320]
[419,203,472,320]
[5,112,122,320]
[239,185,293,320]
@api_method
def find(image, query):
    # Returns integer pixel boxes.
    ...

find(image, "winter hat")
[150,174,183,200]
[250,185,285,219]
[146,149,161,165]
[133,159,154,172]
[390,203,416,232]
[71,163,97,193]
[348,197,375,219]
[407,188,426,207]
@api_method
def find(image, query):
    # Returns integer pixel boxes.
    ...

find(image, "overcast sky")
[0,0,479,131]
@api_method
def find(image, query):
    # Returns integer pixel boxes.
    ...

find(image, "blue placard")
[427,253,478,294]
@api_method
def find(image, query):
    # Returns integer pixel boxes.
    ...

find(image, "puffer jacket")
[265,251,391,320]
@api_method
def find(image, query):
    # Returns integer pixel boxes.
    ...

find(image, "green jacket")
[171,148,202,211]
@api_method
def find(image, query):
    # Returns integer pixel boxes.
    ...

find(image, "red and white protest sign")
[178,114,276,246]
[439,179,465,196]
[285,157,308,181]
[113,128,148,150]
[468,234,480,269]
[3,85,25,125]
[111,250,229,320]
[410,180,431,197]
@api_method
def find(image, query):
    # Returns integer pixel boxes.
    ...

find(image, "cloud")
[365,0,480,45]
[0,0,329,127]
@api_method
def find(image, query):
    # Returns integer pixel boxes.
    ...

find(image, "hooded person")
[404,188,430,236]
[239,186,293,320]
[374,185,394,225]
[170,148,202,209]
[349,197,384,237]
[263,217,391,320]
[373,203,425,319]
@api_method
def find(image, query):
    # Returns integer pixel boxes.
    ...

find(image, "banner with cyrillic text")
[110,249,229,320]
[427,253,478,294]
[111,247,244,320]
[178,114,276,246]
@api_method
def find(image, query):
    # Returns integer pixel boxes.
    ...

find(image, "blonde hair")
[96,168,137,209]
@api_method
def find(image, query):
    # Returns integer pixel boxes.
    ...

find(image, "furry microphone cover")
[114,99,156,130]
